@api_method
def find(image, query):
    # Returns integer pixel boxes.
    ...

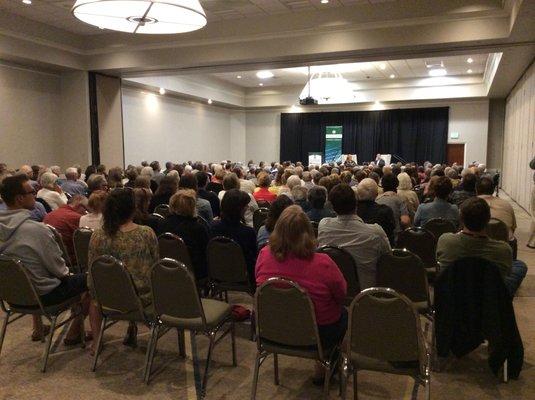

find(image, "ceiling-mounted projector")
[299,96,318,105]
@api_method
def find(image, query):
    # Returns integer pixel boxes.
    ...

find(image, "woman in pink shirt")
[255,205,347,383]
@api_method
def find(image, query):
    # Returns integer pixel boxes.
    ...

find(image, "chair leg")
[322,362,334,400]
[0,311,10,358]
[201,333,215,397]
[503,359,508,383]
[92,317,106,372]
[41,315,57,373]
[78,304,86,349]
[230,321,237,367]
[273,354,279,385]
[353,371,358,400]
[340,358,348,400]
[250,352,262,400]
[425,377,431,400]
[144,324,159,384]
[177,328,186,358]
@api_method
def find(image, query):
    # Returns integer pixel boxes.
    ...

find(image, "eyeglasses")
[22,190,36,196]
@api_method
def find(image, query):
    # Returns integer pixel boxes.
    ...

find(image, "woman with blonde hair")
[396,172,420,219]
[255,205,347,384]
[79,190,107,230]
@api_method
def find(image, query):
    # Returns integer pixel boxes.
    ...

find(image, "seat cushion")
[261,338,320,360]
[9,294,81,316]
[345,352,420,377]
[160,298,231,331]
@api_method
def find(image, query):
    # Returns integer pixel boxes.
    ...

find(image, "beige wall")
[96,75,124,168]
[502,62,535,213]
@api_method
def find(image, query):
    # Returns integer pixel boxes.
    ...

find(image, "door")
[447,144,464,165]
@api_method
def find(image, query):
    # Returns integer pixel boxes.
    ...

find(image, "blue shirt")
[414,198,460,228]
[61,180,87,196]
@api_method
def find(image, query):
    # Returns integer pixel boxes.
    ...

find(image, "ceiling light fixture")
[428,68,447,77]
[22,0,32,4]
[236,75,242,79]
[389,74,395,79]
[321,0,329,3]
[467,69,473,74]
[467,57,474,64]
[379,63,386,70]
[256,70,274,79]
[207,99,212,104]
[159,87,165,95]
[259,83,264,86]
[299,71,355,105]
[72,0,207,34]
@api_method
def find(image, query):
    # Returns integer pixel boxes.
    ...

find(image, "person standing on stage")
[375,153,385,168]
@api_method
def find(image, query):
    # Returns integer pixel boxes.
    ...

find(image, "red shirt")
[253,187,277,203]
[43,205,83,265]
[255,246,347,325]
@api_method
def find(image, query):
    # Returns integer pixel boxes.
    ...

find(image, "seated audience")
[356,178,396,246]
[255,205,347,384]
[196,171,220,218]
[257,195,294,247]
[219,173,258,227]
[87,173,108,196]
[79,190,107,230]
[89,188,159,349]
[150,161,165,186]
[206,166,225,194]
[291,185,310,211]
[302,171,314,190]
[157,189,210,280]
[148,176,178,213]
[253,172,277,204]
[140,166,158,193]
[179,173,213,222]
[44,195,88,265]
[396,172,420,219]
[124,167,138,188]
[107,167,124,189]
[318,184,391,289]
[212,189,258,286]
[306,186,336,223]
[376,173,410,239]
[450,172,477,206]
[61,167,87,196]
[0,174,97,343]
[37,172,68,210]
[414,176,460,228]
[477,177,516,240]
[436,197,527,296]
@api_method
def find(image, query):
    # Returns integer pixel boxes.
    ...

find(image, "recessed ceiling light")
[428,68,447,77]
[379,63,386,70]
[207,99,212,104]
[389,74,395,79]
[22,0,31,4]
[321,0,329,3]
[256,70,274,79]
[159,87,166,95]
[259,83,264,86]
[467,57,474,64]
[467,69,473,74]
[236,75,242,79]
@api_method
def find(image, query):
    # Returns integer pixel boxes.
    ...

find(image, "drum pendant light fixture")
[72,0,207,34]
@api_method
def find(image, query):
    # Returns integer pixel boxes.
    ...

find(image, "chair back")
[73,227,93,273]
[317,246,360,305]
[255,277,322,356]
[253,208,270,233]
[0,256,42,309]
[486,218,509,242]
[376,249,429,305]
[311,221,319,238]
[396,227,437,269]
[46,224,72,268]
[207,236,249,284]
[158,233,194,273]
[154,204,170,217]
[151,258,205,324]
[423,218,456,240]
[89,255,145,319]
[348,288,425,368]
[256,200,271,209]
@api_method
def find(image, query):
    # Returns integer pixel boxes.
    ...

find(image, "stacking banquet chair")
[317,246,360,306]
[256,200,271,209]
[396,227,440,276]
[422,218,457,241]
[251,277,339,400]
[376,249,436,366]
[341,288,431,400]
[0,256,85,372]
[46,224,74,271]
[154,204,170,218]
[253,208,270,234]
[145,258,236,395]
[89,255,154,377]
[73,227,93,273]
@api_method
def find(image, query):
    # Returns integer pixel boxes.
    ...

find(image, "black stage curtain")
[280,107,449,164]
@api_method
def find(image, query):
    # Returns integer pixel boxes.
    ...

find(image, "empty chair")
[0,256,85,372]
[341,287,431,400]
[396,227,439,273]
[157,233,194,273]
[73,227,93,273]
[486,218,509,243]
[253,208,269,233]
[251,277,339,400]
[89,255,154,377]
[317,245,360,306]
[46,224,73,270]
[207,236,254,299]
[145,258,236,394]
[154,204,170,217]
[423,218,457,240]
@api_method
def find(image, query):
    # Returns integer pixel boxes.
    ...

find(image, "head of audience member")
[167,169,179,182]
[308,186,328,210]
[460,197,491,233]
[87,174,108,194]
[353,170,366,183]
[397,172,413,191]
[222,173,240,191]
[65,167,79,182]
[356,178,379,201]
[155,176,178,197]
[165,161,174,171]
[140,166,154,178]
[221,189,250,224]
[312,171,323,185]
[477,164,486,175]
[368,171,380,185]
[446,168,458,180]
[102,188,135,236]
[291,185,308,203]
[431,168,445,177]
[125,167,138,183]
[434,176,453,200]
[169,189,197,218]
[67,194,89,214]
[382,166,392,176]
[178,173,199,193]
[265,195,294,232]
[0,174,35,210]
[96,164,107,176]
[373,166,383,178]
[19,165,33,179]
[286,175,302,191]
[133,187,152,223]
[30,165,40,181]
[329,183,356,215]
[39,172,59,191]
[381,173,399,193]
[194,171,209,190]
[257,172,271,188]
[107,167,124,189]
[476,176,495,196]
[339,170,351,185]
[302,171,312,184]
[84,165,96,182]
[391,165,402,176]
[50,166,62,177]
[149,161,160,173]
[269,205,316,262]
[462,173,477,193]
[134,175,151,190]
[141,161,149,167]
[86,190,107,216]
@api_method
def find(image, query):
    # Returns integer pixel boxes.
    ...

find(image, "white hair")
[286,175,302,190]
[65,167,78,180]
[356,178,379,201]
[140,166,154,177]
[40,172,59,189]
[397,172,412,191]
[50,165,61,176]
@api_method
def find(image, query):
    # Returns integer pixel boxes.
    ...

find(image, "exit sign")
[450,132,459,139]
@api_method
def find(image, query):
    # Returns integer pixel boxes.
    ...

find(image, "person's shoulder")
[437,232,459,245]
[137,224,156,237]
[318,217,336,227]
